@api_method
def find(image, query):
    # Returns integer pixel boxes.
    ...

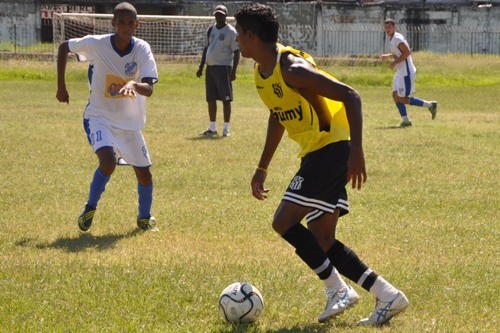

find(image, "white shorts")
[83,117,151,167]
[393,73,416,98]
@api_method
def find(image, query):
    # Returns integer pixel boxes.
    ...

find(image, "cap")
[213,5,228,16]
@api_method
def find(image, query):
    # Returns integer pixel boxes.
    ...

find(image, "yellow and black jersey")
[254,44,350,157]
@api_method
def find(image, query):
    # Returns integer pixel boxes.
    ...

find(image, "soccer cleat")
[78,204,96,232]
[200,129,218,137]
[357,291,409,326]
[428,101,437,120]
[398,120,412,128]
[222,128,231,137]
[137,216,158,231]
[318,285,359,323]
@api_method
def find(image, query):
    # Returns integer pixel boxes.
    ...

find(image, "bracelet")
[256,166,268,174]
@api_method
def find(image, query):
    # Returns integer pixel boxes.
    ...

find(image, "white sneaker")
[222,128,231,137]
[358,291,409,326]
[318,285,359,323]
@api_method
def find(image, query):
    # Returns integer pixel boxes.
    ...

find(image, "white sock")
[209,122,216,132]
[223,122,230,131]
[324,267,348,291]
[402,116,410,122]
[369,277,399,301]
[423,100,432,107]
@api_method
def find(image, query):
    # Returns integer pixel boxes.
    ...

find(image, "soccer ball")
[218,282,264,323]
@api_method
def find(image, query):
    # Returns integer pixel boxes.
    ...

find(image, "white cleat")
[318,285,359,323]
[358,291,409,326]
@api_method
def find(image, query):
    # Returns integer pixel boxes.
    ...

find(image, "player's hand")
[196,69,203,78]
[56,89,69,104]
[120,81,137,98]
[347,145,367,190]
[251,170,269,200]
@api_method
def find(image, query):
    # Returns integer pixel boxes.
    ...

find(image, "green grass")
[0,53,498,332]
[0,41,53,54]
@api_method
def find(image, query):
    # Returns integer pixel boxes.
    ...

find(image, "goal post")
[53,13,235,58]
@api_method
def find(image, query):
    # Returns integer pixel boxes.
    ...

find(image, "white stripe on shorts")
[283,192,336,213]
[305,209,324,223]
[337,198,349,211]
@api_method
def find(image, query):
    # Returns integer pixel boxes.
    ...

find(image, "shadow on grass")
[375,125,410,130]
[215,320,356,333]
[15,229,142,253]
[186,135,228,141]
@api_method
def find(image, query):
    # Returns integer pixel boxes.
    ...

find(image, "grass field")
[0,53,498,332]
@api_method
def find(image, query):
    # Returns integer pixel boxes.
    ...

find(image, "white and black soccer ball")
[218,282,264,323]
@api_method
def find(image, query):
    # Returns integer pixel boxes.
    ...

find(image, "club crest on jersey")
[289,175,304,190]
[218,33,226,41]
[125,62,137,77]
[272,83,284,98]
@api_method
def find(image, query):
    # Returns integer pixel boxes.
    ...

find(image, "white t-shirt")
[205,23,239,66]
[389,32,416,76]
[69,34,158,131]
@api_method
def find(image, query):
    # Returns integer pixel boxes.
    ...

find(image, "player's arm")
[389,42,411,69]
[196,46,208,78]
[281,54,367,189]
[251,114,285,200]
[230,50,240,81]
[119,78,155,98]
[379,52,395,61]
[56,41,70,104]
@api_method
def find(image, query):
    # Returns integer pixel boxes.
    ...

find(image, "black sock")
[282,223,333,280]
[327,240,378,291]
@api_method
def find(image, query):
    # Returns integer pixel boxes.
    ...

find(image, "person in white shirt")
[380,18,437,127]
[196,4,240,137]
[56,2,159,232]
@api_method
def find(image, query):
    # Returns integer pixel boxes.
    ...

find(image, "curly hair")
[234,3,279,43]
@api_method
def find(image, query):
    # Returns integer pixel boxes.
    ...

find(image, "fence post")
[316,8,323,57]
[14,24,17,54]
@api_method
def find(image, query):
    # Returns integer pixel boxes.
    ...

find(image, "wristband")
[256,167,268,174]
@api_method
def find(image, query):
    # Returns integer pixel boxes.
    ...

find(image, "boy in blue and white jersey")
[380,19,437,127]
[56,2,159,232]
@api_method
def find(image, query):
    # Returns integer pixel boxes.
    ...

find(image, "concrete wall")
[315,2,500,54]
[185,1,500,54]
[0,0,39,45]
[1,0,499,55]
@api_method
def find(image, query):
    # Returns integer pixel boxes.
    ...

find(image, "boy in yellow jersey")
[234,3,408,326]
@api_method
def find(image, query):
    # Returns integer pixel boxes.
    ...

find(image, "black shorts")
[206,65,233,102]
[283,141,350,222]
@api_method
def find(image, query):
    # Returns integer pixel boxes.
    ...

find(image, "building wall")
[0,0,39,45]
[0,0,499,55]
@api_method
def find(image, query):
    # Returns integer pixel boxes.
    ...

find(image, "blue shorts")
[283,141,350,223]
